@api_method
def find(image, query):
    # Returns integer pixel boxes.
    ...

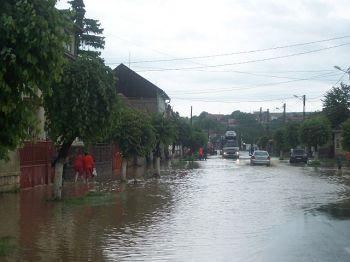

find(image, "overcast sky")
[57,0,350,117]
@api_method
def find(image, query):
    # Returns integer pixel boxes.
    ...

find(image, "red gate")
[19,141,54,189]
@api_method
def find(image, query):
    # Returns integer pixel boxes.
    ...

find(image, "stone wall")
[0,151,20,192]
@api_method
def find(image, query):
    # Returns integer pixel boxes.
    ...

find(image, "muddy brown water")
[1,154,350,261]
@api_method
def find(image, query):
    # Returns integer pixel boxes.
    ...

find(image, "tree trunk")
[279,150,283,160]
[53,161,64,200]
[53,141,73,200]
[314,145,319,160]
[121,158,127,181]
[154,142,161,177]
[155,156,161,177]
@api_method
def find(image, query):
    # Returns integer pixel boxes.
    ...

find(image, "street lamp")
[294,95,306,121]
[275,103,286,123]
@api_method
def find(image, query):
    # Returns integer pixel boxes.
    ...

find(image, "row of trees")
[1,0,207,199]
[272,117,331,159]
[266,83,350,159]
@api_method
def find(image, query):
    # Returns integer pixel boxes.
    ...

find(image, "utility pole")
[283,103,286,123]
[190,106,193,126]
[259,107,262,123]
[302,95,306,121]
[294,94,306,121]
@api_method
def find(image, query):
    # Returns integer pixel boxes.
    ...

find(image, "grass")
[0,236,16,257]
[308,158,349,168]
[187,161,200,169]
[48,191,115,206]
[308,160,321,167]
[171,159,200,170]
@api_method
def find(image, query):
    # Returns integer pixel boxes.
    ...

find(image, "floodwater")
[1,153,350,261]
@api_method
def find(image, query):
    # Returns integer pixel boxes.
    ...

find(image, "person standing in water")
[83,152,95,183]
[74,150,84,183]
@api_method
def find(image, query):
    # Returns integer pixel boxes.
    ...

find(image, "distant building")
[114,64,170,114]
[228,118,239,127]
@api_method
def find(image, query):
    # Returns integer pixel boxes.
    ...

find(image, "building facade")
[114,64,170,114]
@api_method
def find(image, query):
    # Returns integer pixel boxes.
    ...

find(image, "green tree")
[109,106,156,180]
[273,128,286,159]
[299,117,331,159]
[284,121,301,149]
[44,55,116,199]
[323,83,350,128]
[0,0,68,159]
[341,118,350,151]
[151,114,177,176]
[68,0,105,57]
[187,128,208,152]
[257,135,269,150]
[230,111,264,144]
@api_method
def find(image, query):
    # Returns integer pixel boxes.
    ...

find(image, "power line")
[168,72,342,95]
[172,95,320,103]
[130,42,350,72]
[109,35,350,64]
[333,72,347,86]
[172,94,324,104]
[131,66,336,81]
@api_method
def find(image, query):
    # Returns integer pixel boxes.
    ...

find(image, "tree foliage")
[284,121,301,149]
[68,0,105,57]
[187,128,208,151]
[273,129,286,152]
[151,114,177,148]
[193,112,226,134]
[341,118,350,151]
[44,55,116,156]
[230,111,264,144]
[173,116,208,151]
[0,0,68,159]
[323,83,350,128]
[257,135,269,150]
[299,117,331,149]
[109,106,156,158]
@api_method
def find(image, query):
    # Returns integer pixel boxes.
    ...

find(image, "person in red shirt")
[74,150,84,183]
[83,152,95,183]
[199,147,204,160]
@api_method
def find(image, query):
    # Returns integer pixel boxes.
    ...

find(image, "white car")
[250,150,270,166]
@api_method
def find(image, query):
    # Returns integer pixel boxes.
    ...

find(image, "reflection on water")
[0,156,350,261]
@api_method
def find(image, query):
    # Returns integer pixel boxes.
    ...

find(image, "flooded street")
[1,153,350,261]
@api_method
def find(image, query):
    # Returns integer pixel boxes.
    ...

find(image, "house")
[114,64,170,114]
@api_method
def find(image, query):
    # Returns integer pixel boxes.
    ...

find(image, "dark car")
[290,149,308,164]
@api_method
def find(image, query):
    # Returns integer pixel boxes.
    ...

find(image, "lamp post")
[275,103,286,123]
[294,95,306,121]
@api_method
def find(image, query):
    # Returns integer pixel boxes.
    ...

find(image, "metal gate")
[19,141,54,188]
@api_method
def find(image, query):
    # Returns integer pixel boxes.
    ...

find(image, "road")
[1,152,350,261]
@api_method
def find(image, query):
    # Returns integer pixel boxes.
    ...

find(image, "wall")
[127,98,158,114]
[156,94,166,113]
[0,151,20,192]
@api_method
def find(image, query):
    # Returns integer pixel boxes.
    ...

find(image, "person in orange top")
[74,150,84,183]
[199,147,204,160]
[83,152,95,182]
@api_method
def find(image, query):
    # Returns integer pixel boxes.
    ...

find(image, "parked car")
[250,150,270,166]
[289,149,308,164]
